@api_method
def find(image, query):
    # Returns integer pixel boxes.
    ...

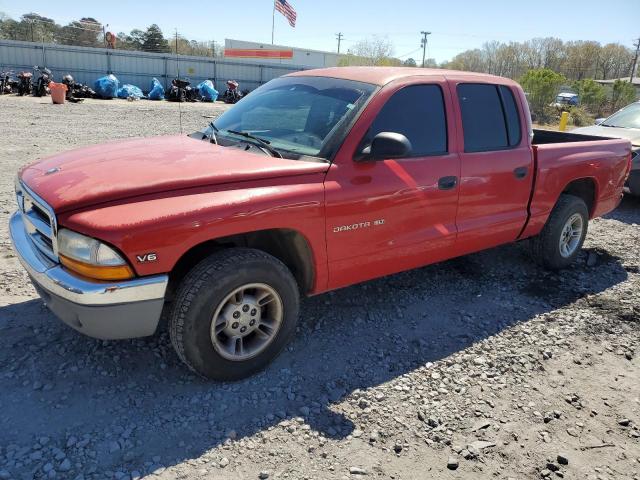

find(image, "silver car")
[573,102,640,195]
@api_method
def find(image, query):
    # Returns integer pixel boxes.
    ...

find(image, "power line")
[397,47,423,59]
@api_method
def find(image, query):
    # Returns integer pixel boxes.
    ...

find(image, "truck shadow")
[0,242,630,475]
[604,193,640,223]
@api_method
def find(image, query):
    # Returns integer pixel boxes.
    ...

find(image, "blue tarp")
[197,80,218,102]
[93,74,119,99]
[117,84,144,99]
[148,78,164,100]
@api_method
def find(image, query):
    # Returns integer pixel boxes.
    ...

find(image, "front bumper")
[9,212,168,339]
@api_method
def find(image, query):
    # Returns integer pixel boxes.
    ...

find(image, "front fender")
[58,175,327,290]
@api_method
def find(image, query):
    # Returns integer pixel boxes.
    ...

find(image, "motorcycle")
[221,80,243,104]
[17,71,33,96]
[33,66,52,97]
[62,74,96,101]
[0,69,16,94]
[167,78,199,103]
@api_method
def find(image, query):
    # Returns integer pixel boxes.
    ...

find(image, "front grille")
[16,180,58,262]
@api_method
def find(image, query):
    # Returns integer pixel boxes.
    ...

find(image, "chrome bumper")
[9,212,169,339]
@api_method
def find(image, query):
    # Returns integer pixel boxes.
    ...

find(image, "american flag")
[275,0,297,28]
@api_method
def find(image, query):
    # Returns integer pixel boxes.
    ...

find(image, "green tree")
[116,29,146,50]
[59,17,102,47]
[403,57,417,67]
[141,24,169,53]
[611,80,637,111]
[572,78,607,115]
[0,12,60,42]
[519,68,567,119]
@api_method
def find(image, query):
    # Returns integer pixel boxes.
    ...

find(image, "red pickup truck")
[11,67,632,380]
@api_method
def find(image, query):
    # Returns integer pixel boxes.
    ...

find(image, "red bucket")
[49,82,67,104]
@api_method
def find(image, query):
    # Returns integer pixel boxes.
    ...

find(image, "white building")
[224,39,341,68]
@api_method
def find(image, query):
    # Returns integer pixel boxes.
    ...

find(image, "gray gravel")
[0,94,639,479]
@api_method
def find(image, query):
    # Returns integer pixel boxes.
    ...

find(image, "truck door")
[324,78,461,290]
[451,82,533,254]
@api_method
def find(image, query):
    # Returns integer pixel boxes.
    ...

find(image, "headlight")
[57,229,134,281]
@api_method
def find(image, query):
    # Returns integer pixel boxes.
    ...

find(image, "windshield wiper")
[225,130,283,158]
[209,122,219,144]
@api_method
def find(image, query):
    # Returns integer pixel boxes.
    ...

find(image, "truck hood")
[571,125,640,147]
[20,135,329,212]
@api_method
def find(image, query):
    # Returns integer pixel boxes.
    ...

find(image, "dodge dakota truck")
[10,67,632,380]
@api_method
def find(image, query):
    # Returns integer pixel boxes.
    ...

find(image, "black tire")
[169,248,300,380]
[529,194,589,270]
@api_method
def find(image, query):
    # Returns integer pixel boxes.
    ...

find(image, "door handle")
[513,166,528,179]
[438,176,458,190]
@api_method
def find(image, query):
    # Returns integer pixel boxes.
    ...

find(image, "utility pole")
[336,33,344,54]
[420,31,431,68]
[631,38,640,82]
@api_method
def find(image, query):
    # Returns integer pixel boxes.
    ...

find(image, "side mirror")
[359,132,412,161]
[594,118,606,125]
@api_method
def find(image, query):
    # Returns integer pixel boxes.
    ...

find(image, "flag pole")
[271,0,276,44]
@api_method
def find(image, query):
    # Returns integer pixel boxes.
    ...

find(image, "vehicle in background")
[33,66,52,97]
[0,68,16,94]
[166,78,198,103]
[221,80,243,104]
[16,71,32,96]
[552,92,580,107]
[10,67,632,380]
[572,101,640,196]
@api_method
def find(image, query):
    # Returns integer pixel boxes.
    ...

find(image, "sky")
[0,0,638,63]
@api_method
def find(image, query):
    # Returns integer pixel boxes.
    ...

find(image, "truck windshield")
[601,102,640,129]
[211,76,376,158]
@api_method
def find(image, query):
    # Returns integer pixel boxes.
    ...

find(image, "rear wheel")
[169,248,299,380]
[529,194,589,270]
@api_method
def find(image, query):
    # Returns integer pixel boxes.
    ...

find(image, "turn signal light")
[60,254,135,281]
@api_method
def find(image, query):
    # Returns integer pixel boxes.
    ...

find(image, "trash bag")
[196,80,218,102]
[148,77,164,100]
[93,74,119,99]
[117,83,144,99]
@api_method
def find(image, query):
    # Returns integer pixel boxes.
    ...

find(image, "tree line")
[0,12,218,56]
[441,38,635,81]
[339,36,635,82]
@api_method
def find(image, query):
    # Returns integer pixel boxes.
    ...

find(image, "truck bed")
[521,130,631,240]
[532,128,614,145]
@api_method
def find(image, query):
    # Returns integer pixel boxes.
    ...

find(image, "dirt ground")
[0,94,638,480]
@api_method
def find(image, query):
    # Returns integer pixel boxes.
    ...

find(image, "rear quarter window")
[499,85,522,147]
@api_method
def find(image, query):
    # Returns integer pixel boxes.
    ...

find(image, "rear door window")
[457,84,522,152]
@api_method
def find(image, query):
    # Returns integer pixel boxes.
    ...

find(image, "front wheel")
[529,194,589,270]
[169,248,300,380]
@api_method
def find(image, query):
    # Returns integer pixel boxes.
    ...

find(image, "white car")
[573,102,640,196]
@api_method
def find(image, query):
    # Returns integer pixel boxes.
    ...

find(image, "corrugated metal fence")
[0,39,309,93]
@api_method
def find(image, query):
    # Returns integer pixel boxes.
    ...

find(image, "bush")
[568,106,594,127]
[519,69,567,122]
[611,80,637,111]
[572,79,606,116]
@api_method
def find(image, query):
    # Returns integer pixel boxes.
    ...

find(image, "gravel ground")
[0,94,639,480]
